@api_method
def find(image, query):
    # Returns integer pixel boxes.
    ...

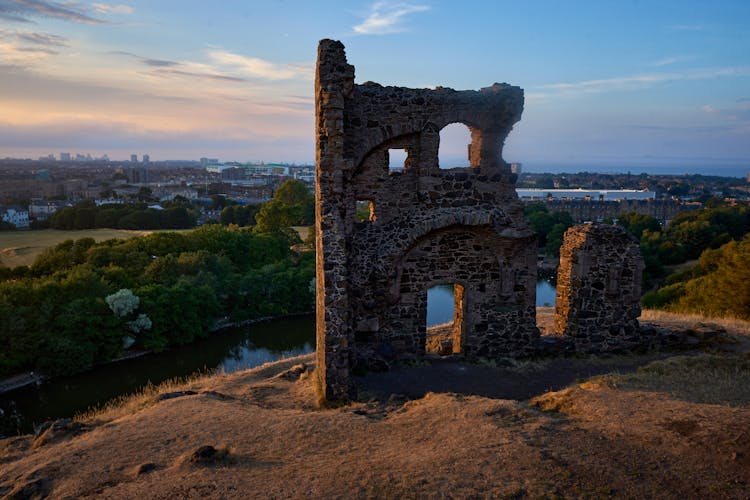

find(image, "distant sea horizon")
[518,164,749,178]
[436,155,749,178]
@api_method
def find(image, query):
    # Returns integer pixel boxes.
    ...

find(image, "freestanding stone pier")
[314,39,539,401]
[554,224,644,351]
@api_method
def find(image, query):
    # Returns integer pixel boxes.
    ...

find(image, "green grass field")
[0,229,192,268]
[0,226,310,269]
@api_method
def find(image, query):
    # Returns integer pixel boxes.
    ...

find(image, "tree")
[73,207,96,229]
[544,223,568,256]
[211,194,234,209]
[105,289,140,317]
[658,237,750,320]
[524,203,573,251]
[31,238,96,275]
[136,187,157,202]
[260,179,315,226]
[118,209,161,229]
[49,207,75,229]
[254,200,292,233]
[160,206,195,228]
[616,212,661,239]
[94,208,121,228]
[274,179,312,207]
[221,205,259,227]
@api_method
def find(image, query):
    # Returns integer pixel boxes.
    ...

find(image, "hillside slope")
[1,314,749,498]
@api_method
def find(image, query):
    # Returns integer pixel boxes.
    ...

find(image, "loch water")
[1,280,557,436]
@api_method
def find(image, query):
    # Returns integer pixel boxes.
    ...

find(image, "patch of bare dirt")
[1,324,749,498]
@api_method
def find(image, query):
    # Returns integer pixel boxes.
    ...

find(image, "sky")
[0,0,749,174]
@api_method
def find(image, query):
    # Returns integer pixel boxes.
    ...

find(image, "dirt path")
[356,353,672,402]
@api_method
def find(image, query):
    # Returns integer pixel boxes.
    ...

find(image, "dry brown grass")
[74,370,216,425]
[3,317,750,497]
[640,308,750,337]
[2,350,749,498]
[599,354,750,407]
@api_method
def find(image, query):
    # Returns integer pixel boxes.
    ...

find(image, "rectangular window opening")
[388,148,408,174]
[355,199,376,222]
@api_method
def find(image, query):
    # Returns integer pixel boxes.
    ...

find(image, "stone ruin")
[314,39,646,402]
[554,224,644,351]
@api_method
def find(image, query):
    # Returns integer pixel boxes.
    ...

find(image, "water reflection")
[0,315,314,436]
[427,279,558,316]
[427,284,456,326]
[2,279,559,437]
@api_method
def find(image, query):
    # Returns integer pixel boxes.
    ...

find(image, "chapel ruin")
[314,40,645,401]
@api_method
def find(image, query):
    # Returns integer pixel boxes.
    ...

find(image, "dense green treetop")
[0,225,314,378]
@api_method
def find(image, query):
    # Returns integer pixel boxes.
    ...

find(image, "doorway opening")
[425,283,464,355]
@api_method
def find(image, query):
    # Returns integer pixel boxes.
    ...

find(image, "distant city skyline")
[1,1,749,173]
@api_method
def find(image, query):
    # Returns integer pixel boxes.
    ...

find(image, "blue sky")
[0,0,748,173]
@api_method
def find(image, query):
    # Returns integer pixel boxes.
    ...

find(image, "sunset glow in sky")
[1,0,749,172]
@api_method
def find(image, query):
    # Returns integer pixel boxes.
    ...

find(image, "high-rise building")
[200,157,219,167]
[60,152,71,161]
[143,154,150,164]
[131,154,138,163]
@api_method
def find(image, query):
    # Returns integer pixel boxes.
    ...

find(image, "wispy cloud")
[647,55,693,68]
[92,3,133,15]
[0,0,105,24]
[534,66,750,97]
[111,49,311,83]
[147,67,246,83]
[207,50,313,80]
[16,30,69,46]
[0,38,56,63]
[0,28,67,63]
[111,50,246,82]
[111,50,179,68]
[353,1,430,35]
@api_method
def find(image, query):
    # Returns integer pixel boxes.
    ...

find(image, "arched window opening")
[425,283,464,355]
[438,123,472,169]
[388,148,408,173]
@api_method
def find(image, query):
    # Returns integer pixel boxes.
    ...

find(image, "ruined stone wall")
[554,224,644,351]
[315,39,538,400]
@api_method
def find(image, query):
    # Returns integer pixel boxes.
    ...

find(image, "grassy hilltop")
[1,310,749,498]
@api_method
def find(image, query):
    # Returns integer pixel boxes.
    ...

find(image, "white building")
[2,208,30,228]
[28,200,68,220]
[158,187,199,201]
[95,198,125,206]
